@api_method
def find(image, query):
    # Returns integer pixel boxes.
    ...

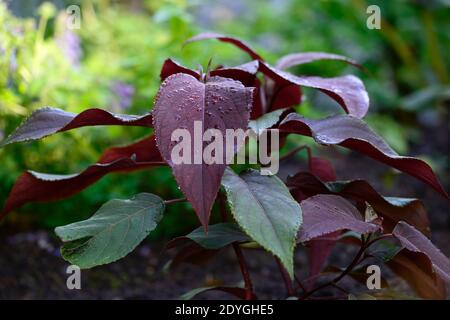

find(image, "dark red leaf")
[269,84,302,112]
[276,52,363,70]
[1,135,163,219]
[310,156,336,182]
[387,250,446,299]
[0,107,153,147]
[211,60,259,87]
[260,62,369,118]
[393,221,450,283]
[287,172,431,236]
[160,58,201,81]
[184,32,263,60]
[168,242,218,270]
[298,194,381,243]
[280,114,449,199]
[152,74,253,228]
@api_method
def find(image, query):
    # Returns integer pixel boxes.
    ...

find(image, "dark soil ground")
[0,119,448,300]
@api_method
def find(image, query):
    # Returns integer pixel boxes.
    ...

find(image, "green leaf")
[186,223,250,249]
[248,108,288,135]
[55,193,164,268]
[221,167,302,278]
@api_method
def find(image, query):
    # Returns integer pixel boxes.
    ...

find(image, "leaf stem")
[275,257,295,297]
[218,192,254,300]
[299,233,390,300]
[163,197,187,205]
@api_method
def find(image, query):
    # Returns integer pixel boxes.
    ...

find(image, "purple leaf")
[152,73,253,228]
[280,113,449,199]
[184,32,263,60]
[260,62,369,118]
[276,52,363,70]
[393,221,450,283]
[211,60,260,86]
[287,172,431,236]
[0,107,153,147]
[1,135,163,218]
[298,194,381,243]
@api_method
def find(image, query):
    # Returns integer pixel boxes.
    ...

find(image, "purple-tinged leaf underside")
[298,194,381,243]
[152,73,253,228]
[276,52,363,70]
[260,62,369,118]
[0,107,153,147]
[184,32,263,60]
[280,113,449,199]
[1,135,163,219]
[393,221,450,284]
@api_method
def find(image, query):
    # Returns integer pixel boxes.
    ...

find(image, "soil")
[0,120,448,300]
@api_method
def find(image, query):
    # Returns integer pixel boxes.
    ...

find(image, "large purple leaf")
[152,73,253,228]
[1,135,163,219]
[276,52,363,70]
[298,194,381,243]
[280,113,449,199]
[393,221,450,283]
[184,32,263,60]
[287,172,431,236]
[260,62,369,118]
[0,107,153,147]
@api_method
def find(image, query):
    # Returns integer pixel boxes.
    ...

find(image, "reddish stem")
[163,197,187,205]
[275,257,295,297]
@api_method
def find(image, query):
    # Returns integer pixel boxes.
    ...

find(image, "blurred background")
[0,0,448,299]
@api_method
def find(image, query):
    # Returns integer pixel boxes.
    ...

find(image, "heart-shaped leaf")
[0,107,153,147]
[280,114,448,199]
[55,193,164,268]
[2,135,163,218]
[153,73,254,228]
[298,194,381,243]
[221,167,302,278]
[393,221,450,283]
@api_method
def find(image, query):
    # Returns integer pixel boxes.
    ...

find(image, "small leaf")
[221,167,302,278]
[280,114,449,199]
[367,239,402,262]
[298,194,381,243]
[153,74,253,228]
[1,135,163,218]
[184,32,263,60]
[393,221,450,283]
[0,107,153,147]
[260,62,369,118]
[212,61,260,87]
[55,193,164,268]
[182,223,249,250]
[248,108,287,136]
[387,250,446,299]
[276,52,363,70]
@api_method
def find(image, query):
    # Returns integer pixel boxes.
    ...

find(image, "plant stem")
[218,192,254,300]
[163,197,187,205]
[299,238,367,300]
[275,257,295,297]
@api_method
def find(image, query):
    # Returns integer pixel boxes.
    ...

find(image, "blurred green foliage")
[0,0,448,235]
